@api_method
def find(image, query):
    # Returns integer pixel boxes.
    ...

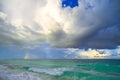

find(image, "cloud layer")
[65,48,120,59]
[0,0,120,49]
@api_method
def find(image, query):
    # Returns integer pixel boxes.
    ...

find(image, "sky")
[0,0,120,59]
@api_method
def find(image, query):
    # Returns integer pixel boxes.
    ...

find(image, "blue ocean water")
[0,59,120,80]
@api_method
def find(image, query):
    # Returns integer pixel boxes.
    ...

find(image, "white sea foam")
[0,65,42,80]
[29,67,71,75]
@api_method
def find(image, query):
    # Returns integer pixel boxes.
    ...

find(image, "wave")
[0,65,42,80]
[29,67,72,75]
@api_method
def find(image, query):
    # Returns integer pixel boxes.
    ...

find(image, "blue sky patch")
[62,0,79,8]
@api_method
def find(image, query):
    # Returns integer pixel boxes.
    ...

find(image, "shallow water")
[0,59,120,80]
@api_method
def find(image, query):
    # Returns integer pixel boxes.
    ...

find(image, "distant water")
[0,59,120,80]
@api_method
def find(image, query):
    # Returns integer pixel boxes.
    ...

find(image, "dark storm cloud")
[83,25,120,49]
[50,0,120,49]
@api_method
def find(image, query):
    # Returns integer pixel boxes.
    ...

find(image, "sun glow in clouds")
[78,49,111,59]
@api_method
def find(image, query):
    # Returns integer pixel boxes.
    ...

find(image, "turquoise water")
[0,59,120,80]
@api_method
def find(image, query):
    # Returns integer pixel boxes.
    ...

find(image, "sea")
[0,59,120,80]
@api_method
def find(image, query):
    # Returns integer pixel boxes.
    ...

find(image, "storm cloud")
[0,0,120,49]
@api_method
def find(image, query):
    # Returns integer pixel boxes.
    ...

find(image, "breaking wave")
[29,67,71,75]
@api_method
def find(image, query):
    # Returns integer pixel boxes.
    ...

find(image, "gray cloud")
[83,25,120,49]
[0,0,120,49]
[48,0,120,48]
[0,14,46,48]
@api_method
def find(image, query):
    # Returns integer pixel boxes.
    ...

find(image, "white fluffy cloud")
[0,12,7,19]
[65,48,120,59]
[76,49,111,59]
[0,0,120,48]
